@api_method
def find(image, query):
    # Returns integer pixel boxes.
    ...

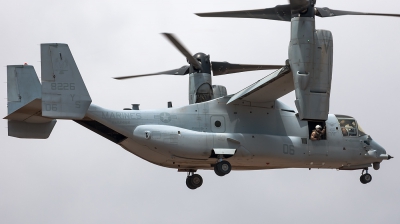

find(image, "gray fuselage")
[84,96,386,171]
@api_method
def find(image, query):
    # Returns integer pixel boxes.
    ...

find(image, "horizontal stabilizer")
[8,120,56,139]
[227,65,293,105]
[4,99,52,123]
[41,43,92,119]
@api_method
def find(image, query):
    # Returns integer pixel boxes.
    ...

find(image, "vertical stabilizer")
[5,65,57,139]
[7,65,41,115]
[41,43,92,119]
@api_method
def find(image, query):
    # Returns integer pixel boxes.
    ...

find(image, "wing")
[227,65,293,105]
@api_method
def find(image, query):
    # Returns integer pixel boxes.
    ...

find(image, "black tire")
[360,175,366,184]
[364,173,372,183]
[360,173,372,184]
[190,174,203,188]
[214,165,225,176]
[217,161,231,175]
[186,176,197,189]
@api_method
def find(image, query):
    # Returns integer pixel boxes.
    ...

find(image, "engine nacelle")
[189,73,213,104]
[289,17,333,121]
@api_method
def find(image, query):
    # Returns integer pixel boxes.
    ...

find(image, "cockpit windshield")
[336,115,367,137]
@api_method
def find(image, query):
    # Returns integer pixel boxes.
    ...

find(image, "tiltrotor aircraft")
[5,0,397,190]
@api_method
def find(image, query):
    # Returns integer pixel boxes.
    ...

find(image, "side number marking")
[283,144,295,155]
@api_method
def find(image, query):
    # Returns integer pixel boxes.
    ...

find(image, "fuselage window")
[336,116,366,137]
[357,124,367,136]
[338,119,356,136]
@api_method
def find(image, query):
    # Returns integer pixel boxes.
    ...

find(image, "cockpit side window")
[336,115,367,137]
[339,119,357,136]
[357,124,367,136]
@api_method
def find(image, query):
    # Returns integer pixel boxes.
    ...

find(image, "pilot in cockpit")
[340,120,348,136]
[311,125,326,141]
[340,119,357,136]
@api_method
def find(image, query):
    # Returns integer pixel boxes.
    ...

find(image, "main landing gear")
[184,160,232,190]
[186,171,203,190]
[214,160,232,176]
[360,168,372,184]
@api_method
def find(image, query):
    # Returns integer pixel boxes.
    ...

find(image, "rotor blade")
[196,5,292,21]
[113,65,189,80]
[211,62,283,76]
[316,7,400,18]
[162,33,202,69]
[289,0,309,13]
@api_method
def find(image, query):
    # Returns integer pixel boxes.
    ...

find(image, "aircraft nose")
[370,139,393,160]
[370,140,386,155]
[369,140,393,170]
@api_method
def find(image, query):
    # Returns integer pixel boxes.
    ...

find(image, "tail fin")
[7,65,41,115]
[5,43,91,138]
[41,43,91,119]
[5,65,56,139]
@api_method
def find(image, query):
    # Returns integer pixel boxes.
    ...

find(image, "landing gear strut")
[214,160,232,176]
[186,171,203,190]
[360,168,372,184]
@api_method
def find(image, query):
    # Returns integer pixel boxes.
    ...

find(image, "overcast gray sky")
[1,0,399,223]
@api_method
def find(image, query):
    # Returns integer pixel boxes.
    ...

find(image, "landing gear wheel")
[190,174,203,188]
[214,161,231,176]
[214,165,225,176]
[186,176,197,189]
[360,173,372,184]
[186,174,203,190]
[218,160,231,175]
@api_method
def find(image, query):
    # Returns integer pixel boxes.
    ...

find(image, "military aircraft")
[4,0,396,190]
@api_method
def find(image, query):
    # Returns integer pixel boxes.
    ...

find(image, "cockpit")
[336,115,367,137]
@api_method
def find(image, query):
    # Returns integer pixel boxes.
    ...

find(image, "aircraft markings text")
[51,83,76,91]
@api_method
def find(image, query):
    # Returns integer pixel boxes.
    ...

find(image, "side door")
[307,121,328,157]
